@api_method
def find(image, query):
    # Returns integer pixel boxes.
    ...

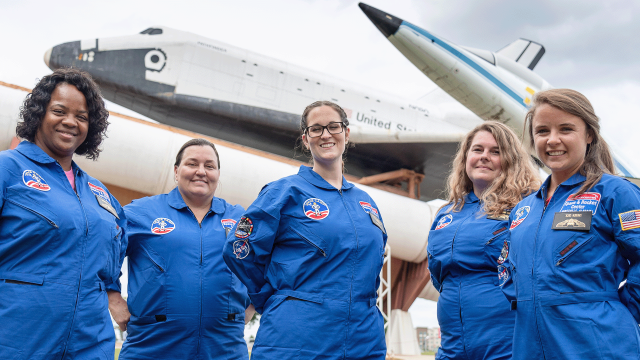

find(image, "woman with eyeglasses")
[223,101,387,359]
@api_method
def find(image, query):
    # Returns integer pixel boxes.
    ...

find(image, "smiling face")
[34,83,89,165]
[302,105,350,167]
[174,145,220,202]
[465,130,502,195]
[532,103,592,183]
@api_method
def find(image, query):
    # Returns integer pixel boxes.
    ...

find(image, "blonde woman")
[428,121,539,359]
[501,89,640,359]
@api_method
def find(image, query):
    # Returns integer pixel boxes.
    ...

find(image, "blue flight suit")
[501,173,640,359]
[120,187,250,360]
[0,141,126,359]
[427,192,514,360]
[222,166,387,360]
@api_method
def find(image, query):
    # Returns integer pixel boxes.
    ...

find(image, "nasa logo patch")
[88,183,111,204]
[151,218,176,234]
[498,265,510,286]
[497,240,509,264]
[221,218,237,237]
[359,201,379,218]
[233,239,251,259]
[560,192,601,215]
[509,206,530,230]
[22,170,50,191]
[235,217,253,238]
[435,215,453,230]
[303,198,330,220]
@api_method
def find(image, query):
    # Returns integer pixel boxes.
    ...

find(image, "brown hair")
[525,89,615,195]
[445,121,540,217]
[174,138,220,168]
[297,100,353,168]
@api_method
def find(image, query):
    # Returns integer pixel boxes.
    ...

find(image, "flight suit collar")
[167,186,225,214]
[297,165,354,191]
[536,172,587,198]
[15,141,58,165]
[465,191,479,204]
[15,141,86,176]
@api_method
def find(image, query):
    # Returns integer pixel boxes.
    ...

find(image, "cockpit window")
[140,28,163,35]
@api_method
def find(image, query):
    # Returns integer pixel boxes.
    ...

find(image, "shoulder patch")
[560,192,601,215]
[435,214,453,230]
[233,239,251,259]
[359,201,379,218]
[498,265,510,286]
[22,170,50,191]
[88,183,111,204]
[303,198,330,220]
[235,216,253,238]
[509,206,530,230]
[151,218,176,234]
[619,210,640,231]
[497,240,509,264]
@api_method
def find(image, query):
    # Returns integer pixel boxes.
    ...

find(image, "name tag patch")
[487,209,511,221]
[560,192,601,215]
[369,212,386,234]
[552,211,591,231]
[95,194,119,219]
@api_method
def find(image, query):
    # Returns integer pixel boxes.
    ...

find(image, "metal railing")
[377,243,391,331]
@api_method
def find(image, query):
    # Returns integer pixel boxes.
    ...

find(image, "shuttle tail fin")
[496,39,546,70]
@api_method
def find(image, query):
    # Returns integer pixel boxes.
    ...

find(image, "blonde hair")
[525,89,615,195]
[445,121,540,217]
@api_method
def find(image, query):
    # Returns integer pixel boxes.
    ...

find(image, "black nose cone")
[358,3,403,38]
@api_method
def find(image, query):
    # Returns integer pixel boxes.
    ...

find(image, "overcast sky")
[1,0,638,329]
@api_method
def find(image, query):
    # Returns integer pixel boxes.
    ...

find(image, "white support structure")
[377,244,391,332]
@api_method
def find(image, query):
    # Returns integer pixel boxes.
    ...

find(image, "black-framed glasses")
[305,122,346,138]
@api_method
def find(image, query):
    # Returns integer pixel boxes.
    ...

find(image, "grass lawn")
[114,348,120,359]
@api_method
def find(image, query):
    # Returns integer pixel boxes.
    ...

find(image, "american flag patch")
[619,210,640,231]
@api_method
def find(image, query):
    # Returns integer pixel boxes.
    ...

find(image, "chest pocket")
[5,188,59,229]
[552,232,601,293]
[484,225,509,269]
[1,188,60,282]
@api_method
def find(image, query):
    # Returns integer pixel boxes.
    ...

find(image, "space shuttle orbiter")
[358,2,638,179]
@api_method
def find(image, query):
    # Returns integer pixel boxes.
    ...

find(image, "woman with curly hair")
[0,67,128,359]
[427,121,539,360]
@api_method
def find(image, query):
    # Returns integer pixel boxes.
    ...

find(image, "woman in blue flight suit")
[0,68,127,359]
[222,101,387,360]
[428,121,539,359]
[116,138,253,360]
[501,89,640,359]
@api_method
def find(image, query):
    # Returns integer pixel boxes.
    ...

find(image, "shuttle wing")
[496,39,546,70]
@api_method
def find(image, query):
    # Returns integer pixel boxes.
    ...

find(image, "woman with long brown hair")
[428,121,539,359]
[501,88,640,359]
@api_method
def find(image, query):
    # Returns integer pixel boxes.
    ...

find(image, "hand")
[245,304,256,325]
[108,291,131,332]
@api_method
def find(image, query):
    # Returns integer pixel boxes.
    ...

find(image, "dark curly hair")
[17,67,110,160]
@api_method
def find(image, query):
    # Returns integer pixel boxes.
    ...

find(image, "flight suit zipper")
[59,164,89,358]
[531,186,552,360]
[338,188,358,359]
[187,208,211,358]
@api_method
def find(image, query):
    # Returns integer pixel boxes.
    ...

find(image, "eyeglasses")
[305,122,346,138]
